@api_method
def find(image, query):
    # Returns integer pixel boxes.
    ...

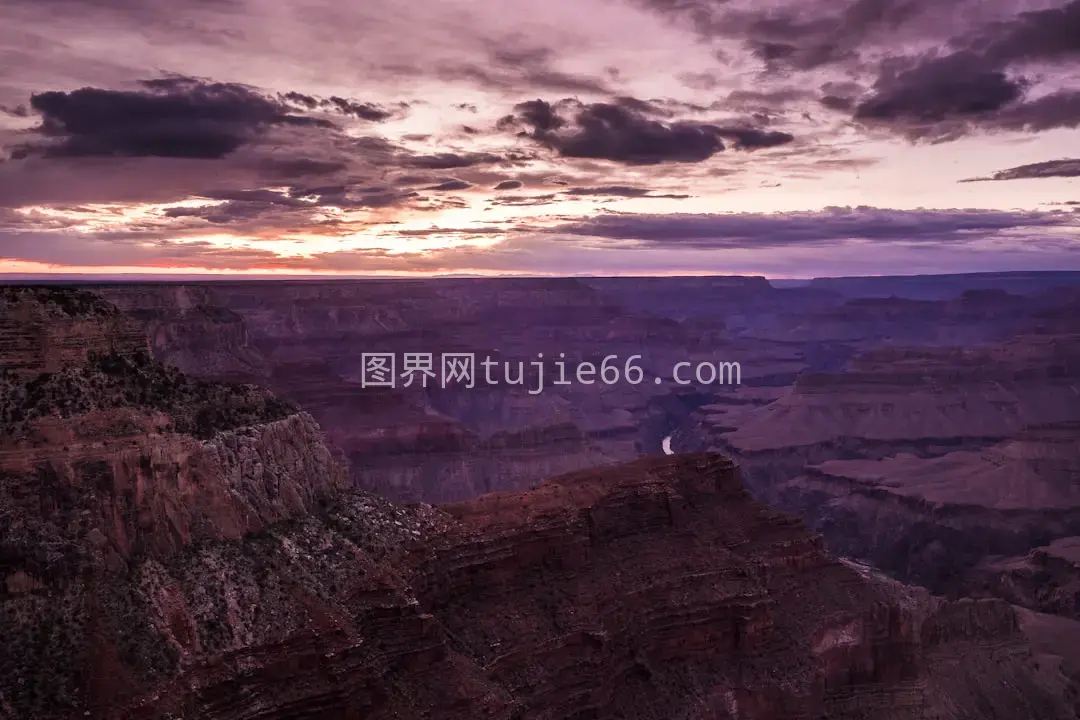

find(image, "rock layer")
[5,441,1080,719]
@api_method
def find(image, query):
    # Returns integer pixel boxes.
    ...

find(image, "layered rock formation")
[0,287,147,377]
[4,290,1080,719]
[970,537,1080,621]
[71,274,1080,627]
[92,275,1080,510]
[96,278,774,502]
[745,422,1080,594]
[676,326,1080,604]
[98,284,268,383]
[5,428,1079,718]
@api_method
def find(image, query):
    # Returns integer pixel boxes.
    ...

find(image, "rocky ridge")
[0,287,147,377]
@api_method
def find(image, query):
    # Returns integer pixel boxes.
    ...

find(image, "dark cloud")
[820,95,855,111]
[281,91,320,109]
[502,99,568,134]
[852,52,1025,141]
[646,0,943,72]
[405,152,507,169]
[563,185,691,198]
[501,98,794,165]
[257,157,349,178]
[489,193,560,206]
[310,188,421,209]
[846,1,1080,141]
[326,97,396,122]
[160,199,327,226]
[611,96,673,117]
[11,77,336,160]
[564,185,653,197]
[988,90,1080,133]
[960,158,1080,182]
[547,207,1077,248]
[394,226,507,237]
[184,183,426,215]
[426,179,472,191]
[966,0,1080,67]
[493,180,523,190]
[851,45,1080,141]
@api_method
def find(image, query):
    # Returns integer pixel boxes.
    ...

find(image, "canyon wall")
[4,290,1079,718]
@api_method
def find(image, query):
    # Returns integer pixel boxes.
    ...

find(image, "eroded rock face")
[3,291,1079,719]
[675,331,1080,597]
[970,537,1080,620]
[5,442,1080,719]
[92,275,1080,510]
[99,284,268,383]
[96,279,740,503]
[0,287,148,377]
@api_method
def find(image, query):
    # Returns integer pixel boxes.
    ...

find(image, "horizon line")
[3,268,1080,284]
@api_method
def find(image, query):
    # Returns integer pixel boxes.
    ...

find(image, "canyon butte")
[2,276,1080,719]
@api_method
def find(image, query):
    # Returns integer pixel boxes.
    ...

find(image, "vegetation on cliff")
[0,286,120,318]
[0,350,296,439]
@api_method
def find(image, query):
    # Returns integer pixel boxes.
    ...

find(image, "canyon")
[87,275,1080,616]
[3,273,1080,718]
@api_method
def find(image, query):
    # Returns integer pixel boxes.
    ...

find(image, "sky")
[1,0,1079,278]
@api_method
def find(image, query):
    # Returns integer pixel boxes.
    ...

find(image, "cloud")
[563,185,691,198]
[852,52,1025,141]
[404,152,508,169]
[960,158,1080,182]
[5,206,1079,277]
[500,98,794,165]
[429,38,613,96]
[279,91,399,122]
[724,88,815,110]
[987,90,1080,133]
[0,231,292,270]
[489,193,561,206]
[852,51,1080,140]
[425,179,472,191]
[545,206,1079,248]
[493,180,523,190]
[10,77,339,160]
[846,1,1080,141]
[642,0,961,72]
[965,0,1080,67]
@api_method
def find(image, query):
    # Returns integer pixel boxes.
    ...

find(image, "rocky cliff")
[970,537,1080,621]
[676,328,1080,605]
[93,279,741,502]
[97,284,268,383]
[0,287,148,377]
[6,433,1079,720]
[4,291,1079,719]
